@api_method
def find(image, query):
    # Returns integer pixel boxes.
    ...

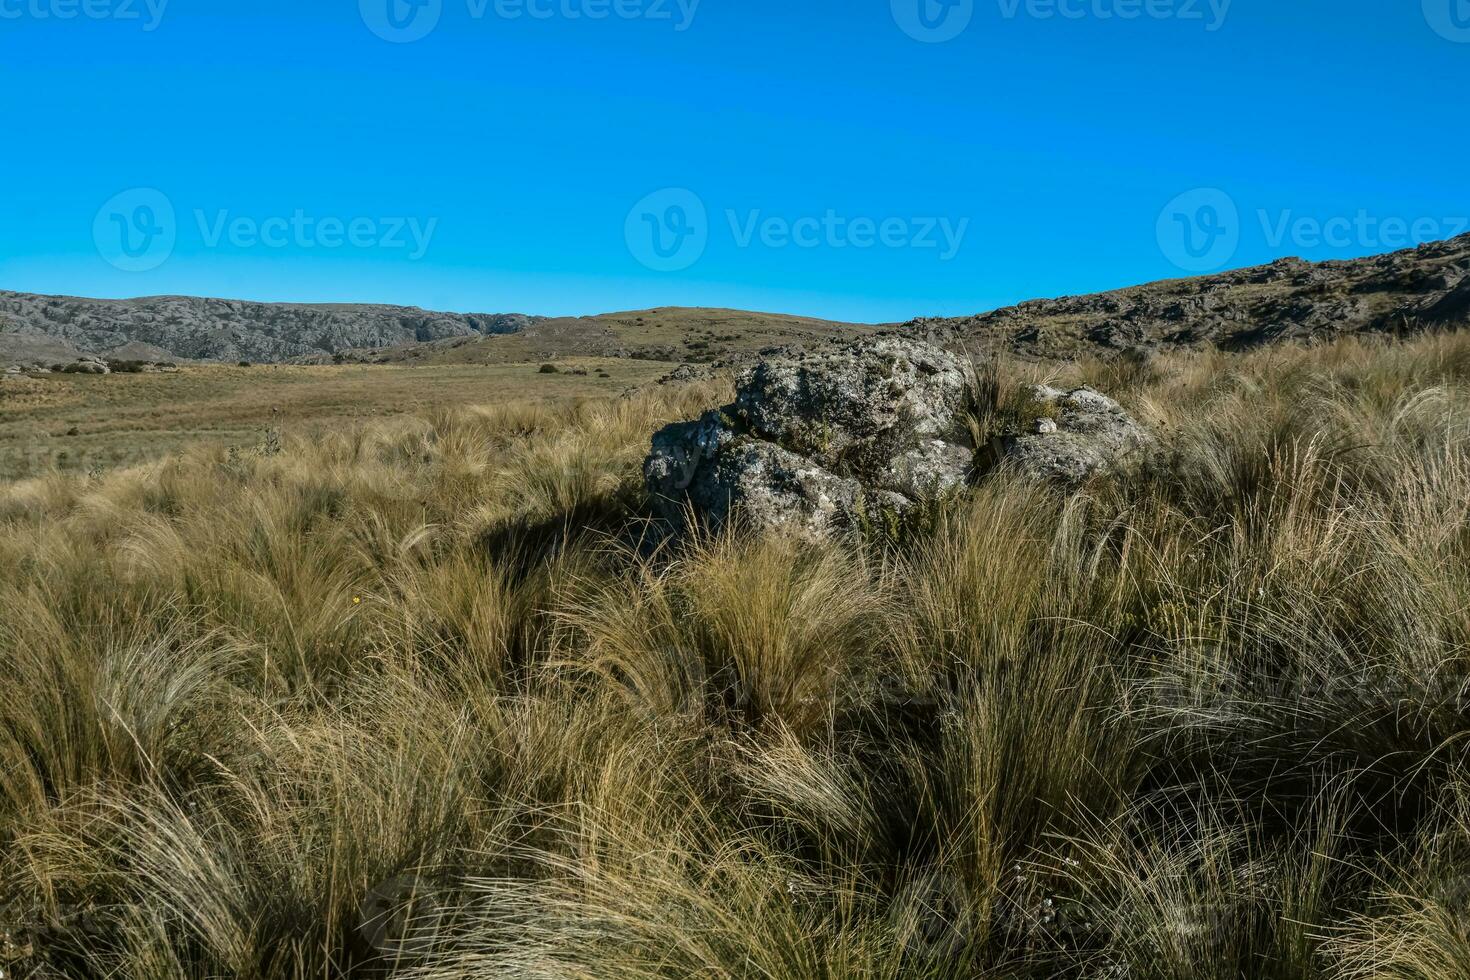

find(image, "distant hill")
[304,308,880,367]
[901,233,1470,358]
[5,233,1469,369]
[304,235,1470,370]
[0,291,543,363]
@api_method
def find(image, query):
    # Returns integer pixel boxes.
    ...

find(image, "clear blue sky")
[1,0,1466,322]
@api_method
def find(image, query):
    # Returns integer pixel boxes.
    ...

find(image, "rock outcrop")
[990,384,1152,485]
[645,338,976,539]
[646,342,1157,537]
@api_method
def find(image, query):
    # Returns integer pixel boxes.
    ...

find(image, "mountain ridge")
[5,232,1469,367]
[0,290,543,363]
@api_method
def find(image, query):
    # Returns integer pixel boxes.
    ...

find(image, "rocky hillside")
[903,232,1470,357]
[0,291,542,363]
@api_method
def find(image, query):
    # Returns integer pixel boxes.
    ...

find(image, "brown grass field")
[0,358,670,482]
[5,332,1470,978]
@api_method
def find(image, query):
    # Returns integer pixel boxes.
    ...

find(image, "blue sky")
[0,0,1466,322]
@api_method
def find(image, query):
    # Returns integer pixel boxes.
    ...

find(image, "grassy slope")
[334,307,880,366]
[5,331,1470,977]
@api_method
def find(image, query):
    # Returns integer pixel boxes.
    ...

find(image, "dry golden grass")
[5,332,1470,978]
[0,358,670,481]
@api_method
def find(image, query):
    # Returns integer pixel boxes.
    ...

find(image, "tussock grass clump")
[5,335,1470,977]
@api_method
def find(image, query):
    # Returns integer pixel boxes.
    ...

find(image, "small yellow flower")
[352,596,362,605]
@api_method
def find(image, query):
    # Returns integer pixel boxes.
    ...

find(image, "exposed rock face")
[994,385,1152,485]
[645,338,975,538]
[0,291,543,363]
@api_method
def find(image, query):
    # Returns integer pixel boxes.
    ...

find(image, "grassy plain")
[0,358,669,481]
[5,332,1470,978]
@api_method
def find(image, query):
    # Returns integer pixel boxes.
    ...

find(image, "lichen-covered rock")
[645,338,976,538]
[731,338,971,480]
[882,440,973,499]
[998,384,1151,485]
[646,421,870,539]
[703,441,867,539]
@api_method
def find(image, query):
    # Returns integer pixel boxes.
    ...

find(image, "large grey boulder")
[733,338,972,478]
[645,338,975,538]
[994,384,1151,485]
